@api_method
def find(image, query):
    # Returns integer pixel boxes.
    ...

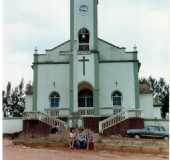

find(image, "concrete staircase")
[23,112,67,135]
[99,108,143,134]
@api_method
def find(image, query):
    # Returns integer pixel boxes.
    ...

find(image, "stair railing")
[99,109,127,134]
[23,112,67,129]
[99,108,143,134]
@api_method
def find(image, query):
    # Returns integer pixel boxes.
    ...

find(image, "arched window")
[78,89,93,107]
[112,91,122,106]
[78,28,89,51]
[50,92,60,107]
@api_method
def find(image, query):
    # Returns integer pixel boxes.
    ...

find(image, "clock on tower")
[70,0,98,52]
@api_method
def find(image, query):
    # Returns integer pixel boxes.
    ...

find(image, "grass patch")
[100,136,169,148]
[13,137,68,145]
[13,129,70,145]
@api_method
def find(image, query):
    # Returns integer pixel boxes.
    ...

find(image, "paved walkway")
[3,139,168,160]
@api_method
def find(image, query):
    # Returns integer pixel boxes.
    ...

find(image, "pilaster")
[33,54,38,111]
[133,61,140,108]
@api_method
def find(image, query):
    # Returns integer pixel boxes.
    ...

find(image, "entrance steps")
[99,108,143,135]
[23,112,67,135]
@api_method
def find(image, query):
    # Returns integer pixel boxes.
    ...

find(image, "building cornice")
[99,60,140,63]
[33,61,70,65]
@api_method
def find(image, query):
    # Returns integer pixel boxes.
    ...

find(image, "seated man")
[74,128,87,149]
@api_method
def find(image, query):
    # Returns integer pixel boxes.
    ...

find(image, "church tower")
[70,0,98,50]
[69,0,99,115]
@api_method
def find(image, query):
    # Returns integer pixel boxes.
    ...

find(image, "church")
[24,0,162,135]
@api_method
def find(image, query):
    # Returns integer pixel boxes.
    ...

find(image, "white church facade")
[24,0,162,134]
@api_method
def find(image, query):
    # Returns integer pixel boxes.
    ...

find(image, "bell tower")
[70,0,98,51]
[69,0,99,118]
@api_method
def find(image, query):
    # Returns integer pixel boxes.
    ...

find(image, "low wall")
[144,119,169,130]
[3,118,23,134]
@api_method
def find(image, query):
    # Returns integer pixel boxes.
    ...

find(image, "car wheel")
[164,136,168,140]
[135,135,140,139]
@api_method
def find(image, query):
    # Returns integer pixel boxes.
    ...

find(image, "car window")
[148,126,159,131]
[159,127,166,131]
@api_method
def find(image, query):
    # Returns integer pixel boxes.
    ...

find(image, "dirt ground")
[3,139,169,160]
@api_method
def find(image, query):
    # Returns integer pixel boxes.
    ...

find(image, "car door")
[159,127,167,137]
[146,126,157,137]
[142,126,151,137]
[152,126,162,137]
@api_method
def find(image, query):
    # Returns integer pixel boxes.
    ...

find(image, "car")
[127,125,169,139]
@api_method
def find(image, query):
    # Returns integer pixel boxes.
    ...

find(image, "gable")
[36,38,138,63]
[37,41,71,63]
[98,39,138,61]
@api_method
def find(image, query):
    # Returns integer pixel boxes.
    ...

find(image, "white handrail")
[99,108,142,134]
[23,112,67,129]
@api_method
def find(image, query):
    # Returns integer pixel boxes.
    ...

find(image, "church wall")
[153,107,162,119]
[36,64,70,113]
[25,95,33,112]
[37,42,70,63]
[99,108,114,116]
[98,40,137,61]
[139,94,154,119]
[99,62,136,110]
[3,118,23,134]
[77,54,95,86]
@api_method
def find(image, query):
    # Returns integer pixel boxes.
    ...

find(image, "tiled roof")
[25,84,33,95]
[139,83,153,94]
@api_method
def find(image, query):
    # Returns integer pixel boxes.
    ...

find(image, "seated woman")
[86,129,95,150]
[74,128,87,149]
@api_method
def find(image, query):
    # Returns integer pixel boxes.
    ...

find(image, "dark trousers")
[74,140,87,149]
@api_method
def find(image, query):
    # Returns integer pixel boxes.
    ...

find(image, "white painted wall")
[98,39,136,61]
[140,94,153,119]
[153,107,162,119]
[100,108,114,116]
[140,94,162,119]
[3,118,23,134]
[37,64,70,113]
[25,95,33,112]
[99,62,136,110]
[77,54,95,86]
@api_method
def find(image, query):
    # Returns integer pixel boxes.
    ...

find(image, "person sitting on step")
[69,128,76,149]
[74,128,87,149]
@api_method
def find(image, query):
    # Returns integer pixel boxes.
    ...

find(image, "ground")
[3,138,168,160]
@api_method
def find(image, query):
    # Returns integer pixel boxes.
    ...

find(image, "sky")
[2,0,170,89]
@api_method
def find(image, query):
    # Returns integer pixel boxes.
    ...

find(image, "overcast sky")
[2,0,170,88]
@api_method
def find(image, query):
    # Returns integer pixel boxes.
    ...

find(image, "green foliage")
[3,78,26,117]
[6,81,11,97]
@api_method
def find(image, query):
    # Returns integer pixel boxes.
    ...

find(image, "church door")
[78,89,93,107]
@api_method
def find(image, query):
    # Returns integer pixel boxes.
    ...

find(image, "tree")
[6,81,11,97]
[139,76,169,118]
[2,79,25,117]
